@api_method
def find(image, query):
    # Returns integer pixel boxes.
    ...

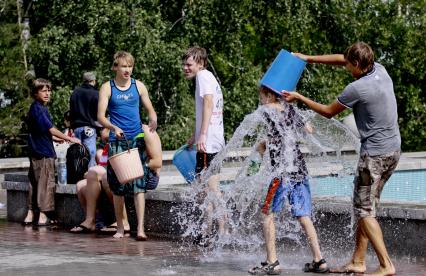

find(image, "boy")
[70,125,161,233]
[182,46,226,239]
[24,78,80,226]
[249,86,328,275]
[284,42,400,276]
[97,51,158,240]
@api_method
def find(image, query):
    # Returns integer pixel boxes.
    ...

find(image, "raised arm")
[136,80,157,132]
[293,53,346,66]
[283,92,346,119]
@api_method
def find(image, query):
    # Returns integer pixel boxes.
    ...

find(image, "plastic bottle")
[247,152,261,176]
[57,157,67,185]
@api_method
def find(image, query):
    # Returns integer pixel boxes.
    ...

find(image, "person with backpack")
[69,71,100,168]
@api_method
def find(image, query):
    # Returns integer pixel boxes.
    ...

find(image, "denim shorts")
[260,177,312,217]
[353,150,400,218]
[74,126,97,168]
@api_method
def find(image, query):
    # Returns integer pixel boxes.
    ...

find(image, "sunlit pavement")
[0,221,425,276]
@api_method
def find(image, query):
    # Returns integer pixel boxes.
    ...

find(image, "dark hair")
[344,42,374,71]
[31,78,51,97]
[182,46,208,68]
[64,110,71,121]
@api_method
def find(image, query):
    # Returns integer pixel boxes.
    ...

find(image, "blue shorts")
[260,177,312,217]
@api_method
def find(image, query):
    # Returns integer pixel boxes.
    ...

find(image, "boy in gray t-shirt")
[283,42,400,276]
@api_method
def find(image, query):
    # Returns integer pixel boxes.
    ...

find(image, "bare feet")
[330,262,366,274]
[365,264,395,276]
[23,210,34,225]
[136,227,147,241]
[113,231,124,239]
[38,212,48,225]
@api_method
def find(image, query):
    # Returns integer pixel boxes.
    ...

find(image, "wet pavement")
[0,220,425,276]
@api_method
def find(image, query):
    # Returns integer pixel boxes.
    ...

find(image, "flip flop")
[21,221,33,226]
[303,259,329,273]
[70,224,95,233]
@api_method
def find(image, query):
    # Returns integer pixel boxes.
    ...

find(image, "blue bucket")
[260,49,306,94]
[172,145,197,184]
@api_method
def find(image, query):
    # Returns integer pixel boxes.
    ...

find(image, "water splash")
[173,100,360,254]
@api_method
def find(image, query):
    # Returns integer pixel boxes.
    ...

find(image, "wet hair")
[259,85,279,100]
[111,51,134,69]
[344,42,374,71]
[182,46,208,68]
[31,78,51,98]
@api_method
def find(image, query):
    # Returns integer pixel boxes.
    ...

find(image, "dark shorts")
[107,135,148,196]
[195,152,218,175]
[353,150,400,218]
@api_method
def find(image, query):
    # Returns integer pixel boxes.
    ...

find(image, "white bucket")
[109,148,144,184]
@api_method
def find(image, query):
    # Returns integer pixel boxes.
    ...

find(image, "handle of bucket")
[114,133,132,153]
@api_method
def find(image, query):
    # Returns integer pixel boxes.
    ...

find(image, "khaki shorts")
[353,150,400,218]
[28,157,56,212]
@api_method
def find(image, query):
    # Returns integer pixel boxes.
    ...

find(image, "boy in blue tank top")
[98,51,158,240]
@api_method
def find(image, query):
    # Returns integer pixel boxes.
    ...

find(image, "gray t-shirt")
[337,62,401,156]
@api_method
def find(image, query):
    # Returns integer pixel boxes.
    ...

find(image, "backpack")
[66,143,90,184]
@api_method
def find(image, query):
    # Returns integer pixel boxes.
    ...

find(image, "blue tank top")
[108,79,143,141]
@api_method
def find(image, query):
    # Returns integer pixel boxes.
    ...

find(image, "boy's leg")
[263,213,278,264]
[112,195,125,238]
[35,158,56,224]
[359,217,395,276]
[77,166,104,230]
[24,160,37,224]
[101,174,130,231]
[298,216,328,271]
[134,192,147,239]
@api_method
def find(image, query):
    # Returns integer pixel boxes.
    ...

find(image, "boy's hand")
[282,90,300,103]
[292,52,309,62]
[148,118,157,132]
[196,134,207,153]
[68,137,81,144]
[186,134,195,148]
[113,126,124,139]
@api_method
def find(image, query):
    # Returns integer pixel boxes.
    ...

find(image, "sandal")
[249,260,281,275]
[303,259,329,273]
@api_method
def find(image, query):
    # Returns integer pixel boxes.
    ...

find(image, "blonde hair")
[111,51,134,69]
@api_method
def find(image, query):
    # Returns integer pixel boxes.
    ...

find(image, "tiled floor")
[0,221,425,276]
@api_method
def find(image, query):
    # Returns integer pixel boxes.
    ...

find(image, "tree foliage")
[0,0,425,155]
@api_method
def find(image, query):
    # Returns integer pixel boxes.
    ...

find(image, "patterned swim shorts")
[353,150,400,218]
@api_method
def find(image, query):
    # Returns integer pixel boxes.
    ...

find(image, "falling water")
[173,100,360,255]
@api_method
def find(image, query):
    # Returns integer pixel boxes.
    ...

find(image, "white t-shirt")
[195,69,225,153]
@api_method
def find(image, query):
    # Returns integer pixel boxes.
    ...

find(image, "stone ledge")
[3,180,426,221]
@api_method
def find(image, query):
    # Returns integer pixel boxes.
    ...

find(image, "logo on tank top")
[116,93,134,101]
